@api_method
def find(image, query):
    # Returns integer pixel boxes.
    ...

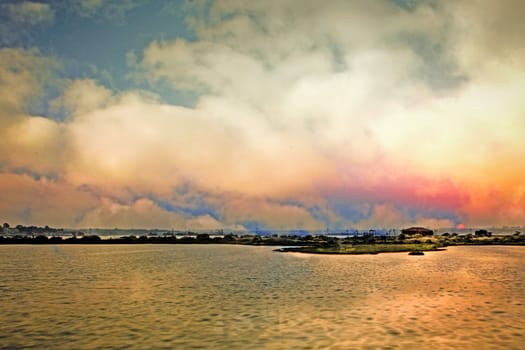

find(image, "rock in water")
[408,250,424,256]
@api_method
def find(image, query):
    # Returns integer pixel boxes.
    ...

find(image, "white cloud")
[6,1,55,25]
[130,0,525,227]
[68,0,142,24]
[0,49,62,173]
[0,48,58,122]
[443,0,525,72]
[2,1,525,228]
[136,0,449,171]
[60,80,332,197]
[0,172,98,227]
[0,2,54,45]
[50,79,115,118]
[78,197,187,229]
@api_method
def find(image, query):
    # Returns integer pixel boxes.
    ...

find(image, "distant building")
[401,227,434,236]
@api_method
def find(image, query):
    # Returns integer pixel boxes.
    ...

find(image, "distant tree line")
[2,223,63,234]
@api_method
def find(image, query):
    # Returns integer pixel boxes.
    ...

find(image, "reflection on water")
[0,245,524,349]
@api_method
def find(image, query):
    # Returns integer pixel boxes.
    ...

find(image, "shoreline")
[274,243,445,255]
[1,234,525,255]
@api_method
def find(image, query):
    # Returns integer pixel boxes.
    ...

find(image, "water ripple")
[0,245,524,349]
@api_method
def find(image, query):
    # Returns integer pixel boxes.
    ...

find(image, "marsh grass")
[283,243,439,254]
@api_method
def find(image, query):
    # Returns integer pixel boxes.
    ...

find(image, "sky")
[1,0,524,231]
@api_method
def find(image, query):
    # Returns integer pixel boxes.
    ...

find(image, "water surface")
[1,245,524,349]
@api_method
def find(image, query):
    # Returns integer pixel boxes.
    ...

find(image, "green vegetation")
[1,222,525,255]
[278,243,440,255]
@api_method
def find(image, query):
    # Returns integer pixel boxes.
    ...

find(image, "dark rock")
[408,250,424,256]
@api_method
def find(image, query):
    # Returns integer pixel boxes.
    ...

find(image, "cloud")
[351,203,457,230]
[50,79,115,118]
[5,1,55,25]
[77,197,188,229]
[3,116,66,174]
[0,48,58,120]
[0,1,55,44]
[0,172,98,227]
[130,0,525,227]
[136,0,450,155]
[218,196,327,231]
[60,80,333,198]
[66,0,144,24]
[442,0,525,71]
[1,1,524,229]
[0,49,62,174]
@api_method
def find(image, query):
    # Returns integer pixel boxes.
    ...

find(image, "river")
[0,245,524,349]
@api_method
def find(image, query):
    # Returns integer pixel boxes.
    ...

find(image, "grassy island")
[274,230,525,255]
[276,243,441,255]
